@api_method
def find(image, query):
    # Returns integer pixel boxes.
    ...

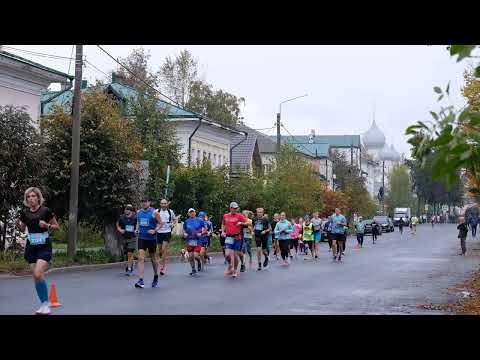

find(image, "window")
[208,152,211,160]
[213,154,217,167]
[203,151,207,161]
[197,149,201,163]
[191,148,195,162]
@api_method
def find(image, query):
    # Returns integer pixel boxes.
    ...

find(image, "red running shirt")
[223,213,248,238]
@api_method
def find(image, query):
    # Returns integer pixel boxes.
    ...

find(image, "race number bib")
[140,219,149,226]
[125,225,134,233]
[188,239,198,246]
[28,232,48,245]
[225,236,235,245]
[255,223,263,231]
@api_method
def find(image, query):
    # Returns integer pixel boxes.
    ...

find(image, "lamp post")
[276,94,308,154]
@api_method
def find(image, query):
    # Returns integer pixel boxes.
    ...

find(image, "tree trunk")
[0,218,5,252]
[104,223,122,261]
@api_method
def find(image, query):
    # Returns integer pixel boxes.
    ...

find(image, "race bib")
[188,239,198,246]
[225,236,235,245]
[125,225,134,233]
[140,219,149,226]
[28,232,48,245]
[255,223,263,231]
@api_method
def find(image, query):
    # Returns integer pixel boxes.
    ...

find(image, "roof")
[41,82,199,118]
[362,120,386,149]
[0,50,74,80]
[230,124,259,171]
[282,135,361,148]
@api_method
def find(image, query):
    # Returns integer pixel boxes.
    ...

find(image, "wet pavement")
[1,224,479,314]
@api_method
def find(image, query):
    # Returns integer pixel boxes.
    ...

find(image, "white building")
[361,120,401,199]
[0,49,73,127]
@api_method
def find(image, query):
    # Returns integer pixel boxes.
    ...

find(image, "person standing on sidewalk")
[457,217,469,255]
[135,197,162,289]
[274,212,293,266]
[154,199,176,276]
[117,204,137,275]
[17,187,60,315]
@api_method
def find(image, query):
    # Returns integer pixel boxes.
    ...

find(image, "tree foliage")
[116,47,158,90]
[384,162,415,215]
[41,91,142,227]
[0,106,46,250]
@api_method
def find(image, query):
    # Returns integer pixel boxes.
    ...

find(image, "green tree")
[384,163,415,216]
[116,47,158,91]
[41,91,142,258]
[0,106,46,251]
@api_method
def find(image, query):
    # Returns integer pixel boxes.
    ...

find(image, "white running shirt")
[156,208,176,234]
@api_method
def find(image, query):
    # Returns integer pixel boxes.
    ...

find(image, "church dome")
[389,144,401,161]
[362,120,386,149]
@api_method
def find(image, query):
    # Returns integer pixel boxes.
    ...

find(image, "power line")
[67,45,75,75]
[280,123,316,157]
[2,46,74,61]
[84,59,110,79]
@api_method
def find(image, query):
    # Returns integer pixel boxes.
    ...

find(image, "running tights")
[356,234,364,246]
[34,279,48,303]
[372,233,377,242]
[279,240,289,260]
[335,241,345,254]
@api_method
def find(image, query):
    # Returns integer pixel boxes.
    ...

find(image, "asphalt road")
[1,224,479,315]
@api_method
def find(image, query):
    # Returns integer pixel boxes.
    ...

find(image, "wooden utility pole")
[276,112,281,154]
[67,45,83,257]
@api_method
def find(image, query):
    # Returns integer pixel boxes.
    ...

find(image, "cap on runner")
[198,211,207,218]
[229,202,239,209]
[188,208,196,213]
[125,204,134,211]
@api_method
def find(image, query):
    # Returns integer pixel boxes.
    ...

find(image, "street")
[1,224,479,315]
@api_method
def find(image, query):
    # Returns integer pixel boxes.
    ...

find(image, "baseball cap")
[125,204,134,211]
[198,211,206,218]
[188,208,196,213]
[229,202,239,209]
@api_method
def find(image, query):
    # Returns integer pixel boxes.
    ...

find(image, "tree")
[319,189,349,218]
[116,47,158,90]
[158,49,198,107]
[384,163,415,216]
[127,86,181,201]
[187,80,245,126]
[41,91,142,258]
[406,45,480,198]
[0,106,46,251]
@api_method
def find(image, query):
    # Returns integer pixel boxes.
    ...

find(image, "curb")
[0,252,225,279]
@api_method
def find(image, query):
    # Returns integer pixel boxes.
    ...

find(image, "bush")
[50,221,104,248]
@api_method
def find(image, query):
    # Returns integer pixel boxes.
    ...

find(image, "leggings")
[278,240,290,260]
[289,238,298,251]
[372,232,377,242]
[356,233,364,246]
[336,240,345,254]
[327,234,332,249]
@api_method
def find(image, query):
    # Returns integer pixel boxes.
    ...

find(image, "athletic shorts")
[314,232,322,242]
[332,233,344,241]
[186,244,202,253]
[24,243,52,264]
[304,240,313,249]
[156,232,171,244]
[225,238,243,251]
[138,239,157,253]
[220,236,226,248]
[255,235,268,250]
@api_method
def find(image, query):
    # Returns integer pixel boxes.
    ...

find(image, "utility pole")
[382,160,385,214]
[164,165,171,199]
[67,45,83,258]
[276,112,281,154]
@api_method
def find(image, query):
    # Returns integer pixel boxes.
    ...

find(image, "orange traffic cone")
[49,283,62,308]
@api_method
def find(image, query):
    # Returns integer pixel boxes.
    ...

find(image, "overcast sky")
[6,45,472,157]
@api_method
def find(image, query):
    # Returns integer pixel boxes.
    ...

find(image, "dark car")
[373,216,394,233]
[362,219,383,236]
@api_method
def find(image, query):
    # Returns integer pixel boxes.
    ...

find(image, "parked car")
[373,216,394,233]
[362,219,383,236]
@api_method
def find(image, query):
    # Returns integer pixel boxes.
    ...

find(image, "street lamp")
[276,94,308,153]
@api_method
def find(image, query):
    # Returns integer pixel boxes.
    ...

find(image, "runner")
[331,208,347,262]
[371,220,379,244]
[457,217,468,255]
[17,187,59,315]
[431,215,435,228]
[135,197,161,289]
[183,208,206,276]
[354,216,364,248]
[324,216,333,252]
[253,208,271,270]
[298,217,305,254]
[398,217,404,235]
[311,212,322,259]
[265,214,273,259]
[154,199,176,276]
[204,214,213,264]
[271,213,280,261]
[289,217,301,259]
[221,202,251,278]
[197,211,211,270]
[116,204,137,275]
[274,212,293,266]
[410,215,419,235]
[240,210,254,271]
[302,215,315,260]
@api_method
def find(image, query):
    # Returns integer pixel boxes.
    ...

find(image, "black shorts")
[24,243,52,264]
[304,240,313,249]
[220,236,225,248]
[138,239,157,253]
[255,235,268,250]
[156,232,172,244]
[332,233,345,241]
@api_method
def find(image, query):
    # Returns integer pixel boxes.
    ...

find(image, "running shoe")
[257,264,262,271]
[224,266,234,276]
[125,267,130,276]
[263,257,269,268]
[240,264,246,272]
[35,303,51,315]
[315,255,318,260]
[190,269,197,276]
[134,279,145,288]
[232,271,239,278]
[159,265,165,276]
[332,255,337,262]
[152,276,159,288]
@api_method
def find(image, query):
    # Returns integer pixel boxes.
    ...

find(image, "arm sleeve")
[183,221,188,232]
